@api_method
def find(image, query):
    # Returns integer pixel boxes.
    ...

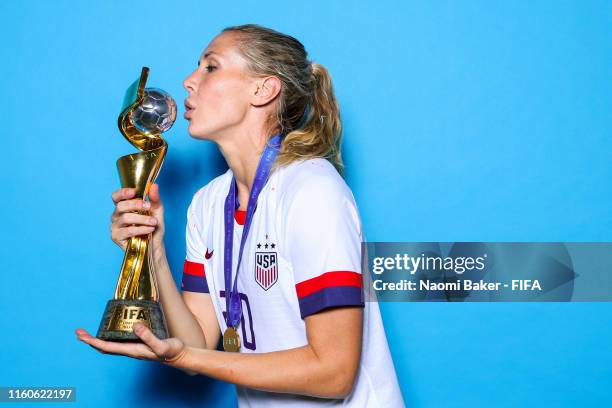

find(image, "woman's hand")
[110,183,165,252]
[75,323,187,366]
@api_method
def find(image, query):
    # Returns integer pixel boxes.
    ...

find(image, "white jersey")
[181,158,404,407]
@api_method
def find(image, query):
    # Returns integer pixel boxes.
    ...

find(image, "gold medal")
[223,327,241,352]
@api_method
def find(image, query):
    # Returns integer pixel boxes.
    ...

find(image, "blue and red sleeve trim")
[181,260,209,293]
[295,271,364,319]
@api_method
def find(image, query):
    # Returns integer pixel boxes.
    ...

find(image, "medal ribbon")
[223,134,282,330]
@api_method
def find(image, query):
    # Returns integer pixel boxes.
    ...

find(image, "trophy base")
[96,299,168,341]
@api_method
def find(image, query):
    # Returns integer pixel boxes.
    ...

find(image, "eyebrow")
[198,51,218,66]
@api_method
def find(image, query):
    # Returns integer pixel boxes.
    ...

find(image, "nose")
[183,69,198,93]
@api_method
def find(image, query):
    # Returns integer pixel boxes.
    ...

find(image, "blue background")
[1,0,610,406]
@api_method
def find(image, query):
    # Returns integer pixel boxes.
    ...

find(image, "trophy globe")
[130,88,177,134]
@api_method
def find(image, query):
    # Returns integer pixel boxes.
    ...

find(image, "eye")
[204,65,217,73]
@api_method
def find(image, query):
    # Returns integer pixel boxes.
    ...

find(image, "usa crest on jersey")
[255,251,278,290]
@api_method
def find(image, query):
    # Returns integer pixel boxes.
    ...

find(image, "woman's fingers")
[111,188,136,204]
[75,328,159,360]
[149,184,161,205]
[114,212,158,227]
[115,199,151,215]
[110,212,157,242]
[111,225,155,243]
[109,186,165,249]
[75,326,184,364]
[148,184,164,217]
[132,323,185,363]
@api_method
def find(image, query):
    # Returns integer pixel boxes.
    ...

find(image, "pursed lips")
[184,100,195,119]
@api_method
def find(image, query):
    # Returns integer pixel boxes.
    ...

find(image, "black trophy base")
[97,299,169,341]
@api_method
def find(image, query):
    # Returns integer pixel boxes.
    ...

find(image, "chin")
[188,130,213,141]
[188,125,219,142]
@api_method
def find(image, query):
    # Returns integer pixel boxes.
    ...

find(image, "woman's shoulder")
[277,157,341,181]
[276,158,354,203]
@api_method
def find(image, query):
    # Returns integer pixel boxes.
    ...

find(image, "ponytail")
[275,63,343,174]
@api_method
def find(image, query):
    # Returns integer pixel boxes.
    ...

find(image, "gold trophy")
[97,67,176,341]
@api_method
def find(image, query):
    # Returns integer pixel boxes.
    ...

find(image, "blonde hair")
[222,24,343,174]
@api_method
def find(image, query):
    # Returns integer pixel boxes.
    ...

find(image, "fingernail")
[143,202,151,209]
[150,218,157,225]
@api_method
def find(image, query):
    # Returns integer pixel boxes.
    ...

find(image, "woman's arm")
[77,306,362,398]
[172,307,363,398]
[108,186,219,351]
[152,245,220,351]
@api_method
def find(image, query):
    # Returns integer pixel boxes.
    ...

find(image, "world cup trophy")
[97,67,176,341]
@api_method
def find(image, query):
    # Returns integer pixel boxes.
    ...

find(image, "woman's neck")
[218,130,268,210]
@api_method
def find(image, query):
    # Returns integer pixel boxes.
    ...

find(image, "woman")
[77,24,404,407]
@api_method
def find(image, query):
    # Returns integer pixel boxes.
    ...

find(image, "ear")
[251,76,282,107]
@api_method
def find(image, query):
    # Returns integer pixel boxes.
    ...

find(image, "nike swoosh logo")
[205,249,214,259]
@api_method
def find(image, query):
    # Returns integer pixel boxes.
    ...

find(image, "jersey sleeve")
[284,170,364,319]
[181,191,210,293]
